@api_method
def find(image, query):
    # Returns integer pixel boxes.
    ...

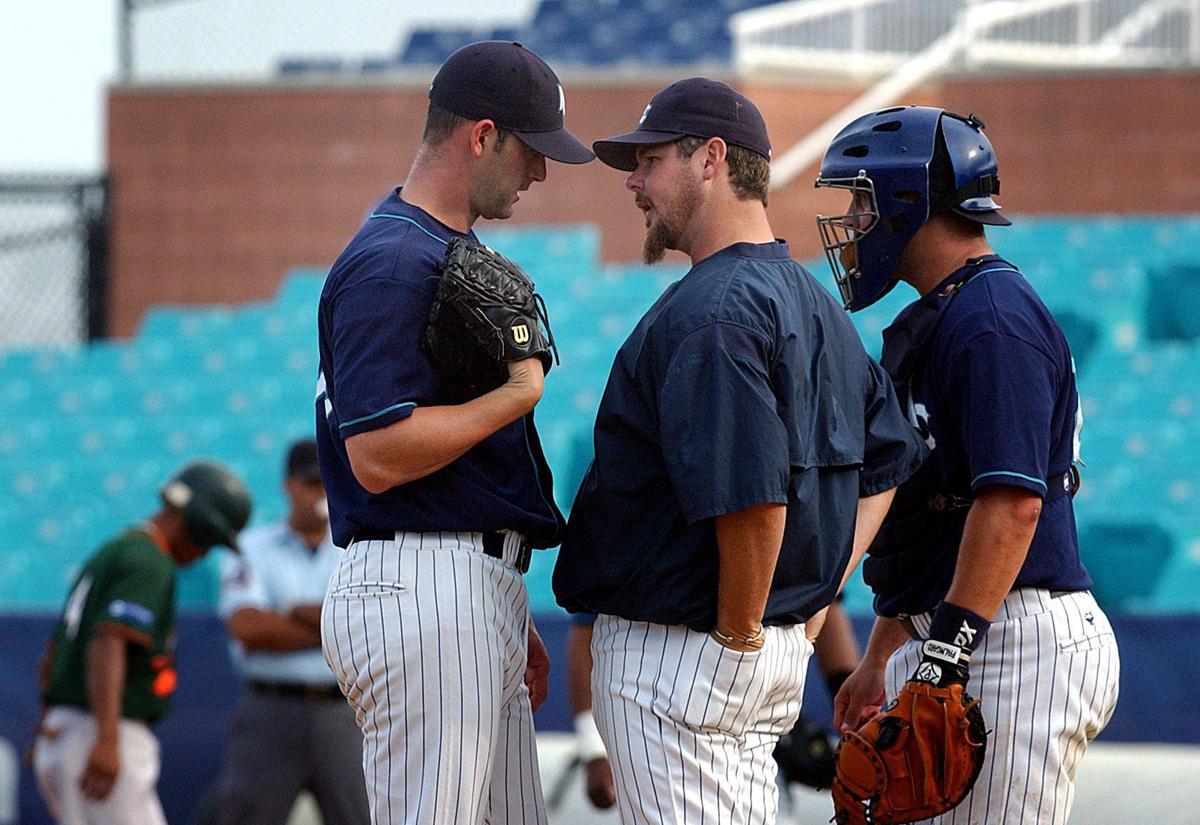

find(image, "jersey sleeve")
[947,331,1058,497]
[94,551,174,643]
[658,322,789,523]
[218,551,270,620]
[860,358,930,496]
[328,276,437,438]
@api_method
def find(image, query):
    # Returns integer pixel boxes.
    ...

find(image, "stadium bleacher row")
[279,0,779,75]
[1,217,1199,615]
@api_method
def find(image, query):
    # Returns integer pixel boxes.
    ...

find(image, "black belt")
[246,680,343,701]
[351,529,530,574]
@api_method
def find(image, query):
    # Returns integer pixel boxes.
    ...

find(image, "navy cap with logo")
[593,77,771,172]
[429,40,594,165]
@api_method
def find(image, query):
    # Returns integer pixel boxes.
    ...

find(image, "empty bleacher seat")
[3,219,1200,614]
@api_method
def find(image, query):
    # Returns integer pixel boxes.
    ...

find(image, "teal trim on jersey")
[972,470,1048,491]
[339,401,417,429]
[367,213,448,246]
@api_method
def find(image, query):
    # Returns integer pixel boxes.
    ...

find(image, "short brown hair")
[422,102,469,147]
[676,136,770,206]
[422,102,512,151]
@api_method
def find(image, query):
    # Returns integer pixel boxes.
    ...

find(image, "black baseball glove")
[774,712,839,790]
[423,237,558,401]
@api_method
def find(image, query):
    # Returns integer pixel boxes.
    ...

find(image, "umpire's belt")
[351,528,531,574]
[246,680,343,701]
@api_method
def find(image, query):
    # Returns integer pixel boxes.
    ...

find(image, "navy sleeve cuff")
[969,469,1048,498]
[338,400,418,438]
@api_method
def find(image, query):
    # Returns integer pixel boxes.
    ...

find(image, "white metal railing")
[735,0,1200,187]
[732,0,1200,74]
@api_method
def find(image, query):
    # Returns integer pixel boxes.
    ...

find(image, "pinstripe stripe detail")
[321,531,544,824]
[591,615,812,823]
[883,588,1119,824]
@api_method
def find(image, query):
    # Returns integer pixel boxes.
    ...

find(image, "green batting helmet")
[160,460,252,552]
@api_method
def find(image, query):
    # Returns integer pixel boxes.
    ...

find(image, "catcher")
[817,107,1119,825]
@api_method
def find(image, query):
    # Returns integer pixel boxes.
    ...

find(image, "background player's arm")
[81,623,141,800]
[565,622,616,809]
[287,604,323,633]
[807,487,896,640]
[346,358,544,493]
[842,487,897,592]
[833,615,909,731]
[944,485,1042,620]
[227,607,322,652]
[712,502,787,648]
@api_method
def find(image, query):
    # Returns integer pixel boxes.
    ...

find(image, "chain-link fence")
[0,177,108,350]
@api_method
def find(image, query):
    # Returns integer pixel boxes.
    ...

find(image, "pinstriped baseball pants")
[886,588,1121,825]
[591,614,814,825]
[321,532,546,825]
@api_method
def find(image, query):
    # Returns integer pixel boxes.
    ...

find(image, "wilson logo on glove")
[423,237,559,402]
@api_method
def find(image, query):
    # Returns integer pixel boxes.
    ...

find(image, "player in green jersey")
[33,461,251,825]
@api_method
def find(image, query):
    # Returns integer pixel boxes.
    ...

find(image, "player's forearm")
[288,604,323,632]
[814,602,861,676]
[862,616,909,667]
[85,632,128,743]
[713,503,787,639]
[565,625,595,714]
[944,485,1042,620]
[346,385,537,493]
[840,487,897,592]
[228,608,322,651]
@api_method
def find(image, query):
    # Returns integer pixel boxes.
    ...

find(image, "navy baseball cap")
[593,77,771,172]
[429,41,594,165]
[285,438,322,482]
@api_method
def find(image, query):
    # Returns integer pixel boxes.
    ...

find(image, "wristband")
[574,710,607,763]
[927,601,990,652]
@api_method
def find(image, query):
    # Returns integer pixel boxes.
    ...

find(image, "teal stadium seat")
[2,219,1200,613]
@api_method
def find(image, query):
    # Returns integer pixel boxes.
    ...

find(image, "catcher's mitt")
[423,237,558,401]
[832,647,987,825]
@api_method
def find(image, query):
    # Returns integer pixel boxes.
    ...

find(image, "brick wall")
[105,72,1200,336]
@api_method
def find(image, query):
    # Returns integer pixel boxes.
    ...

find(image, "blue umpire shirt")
[870,255,1093,617]
[553,240,928,630]
[315,189,565,549]
[219,522,344,686]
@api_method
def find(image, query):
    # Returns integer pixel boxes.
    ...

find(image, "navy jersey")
[553,241,927,630]
[869,256,1092,616]
[315,189,565,549]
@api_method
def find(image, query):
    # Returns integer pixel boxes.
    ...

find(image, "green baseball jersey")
[43,529,178,723]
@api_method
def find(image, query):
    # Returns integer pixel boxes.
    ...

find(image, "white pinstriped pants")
[886,588,1121,825]
[591,614,814,825]
[321,531,546,825]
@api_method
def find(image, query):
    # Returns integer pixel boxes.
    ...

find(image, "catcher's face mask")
[815,172,880,310]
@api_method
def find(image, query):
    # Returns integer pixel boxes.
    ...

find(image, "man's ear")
[701,137,727,181]
[469,119,498,159]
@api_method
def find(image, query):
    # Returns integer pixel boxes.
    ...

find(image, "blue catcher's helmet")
[814,106,1010,311]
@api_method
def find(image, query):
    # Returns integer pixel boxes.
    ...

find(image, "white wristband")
[574,710,607,763]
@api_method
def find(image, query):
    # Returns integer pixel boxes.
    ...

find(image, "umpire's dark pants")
[210,685,369,825]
